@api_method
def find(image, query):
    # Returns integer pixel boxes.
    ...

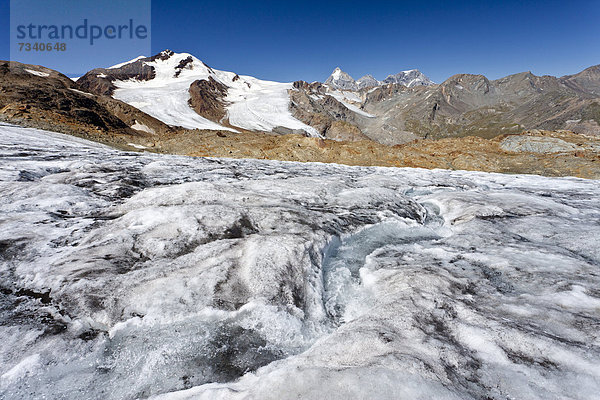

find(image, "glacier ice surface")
[0,123,599,399]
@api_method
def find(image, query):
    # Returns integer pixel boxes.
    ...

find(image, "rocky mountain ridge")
[292,64,600,144]
[3,52,600,150]
[357,66,600,142]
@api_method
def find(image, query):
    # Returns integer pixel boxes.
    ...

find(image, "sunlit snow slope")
[112,52,319,136]
[1,124,600,400]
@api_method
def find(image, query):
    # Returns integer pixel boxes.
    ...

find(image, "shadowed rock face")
[188,76,228,122]
[175,56,194,78]
[0,60,175,142]
[77,61,156,97]
[0,61,129,132]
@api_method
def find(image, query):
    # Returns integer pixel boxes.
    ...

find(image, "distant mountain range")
[298,64,600,143]
[1,50,599,146]
[325,67,434,90]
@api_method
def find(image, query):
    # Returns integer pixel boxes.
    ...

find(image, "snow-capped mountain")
[382,69,435,87]
[324,67,434,91]
[324,67,359,91]
[78,50,319,136]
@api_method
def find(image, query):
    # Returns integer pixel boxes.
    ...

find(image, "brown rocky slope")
[142,128,600,179]
[0,60,177,147]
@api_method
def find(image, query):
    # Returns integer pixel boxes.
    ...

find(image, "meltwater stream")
[322,219,442,326]
[1,124,600,400]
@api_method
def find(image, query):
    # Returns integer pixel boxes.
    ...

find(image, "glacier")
[111,52,320,136]
[0,123,599,399]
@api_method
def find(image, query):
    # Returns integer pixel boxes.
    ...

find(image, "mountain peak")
[356,74,380,89]
[383,69,434,87]
[560,64,600,96]
[325,68,357,90]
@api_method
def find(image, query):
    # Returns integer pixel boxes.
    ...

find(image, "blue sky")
[5,0,151,76]
[1,0,599,83]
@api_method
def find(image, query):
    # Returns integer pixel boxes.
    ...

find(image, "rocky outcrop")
[500,134,580,153]
[324,121,370,141]
[174,56,194,77]
[96,96,174,136]
[77,59,156,96]
[289,81,368,141]
[188,76,228,121]
[292,80,327,93]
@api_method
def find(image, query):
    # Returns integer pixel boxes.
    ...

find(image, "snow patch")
[127,143,148,149]
[24,69,49,77]
[328,90,375,118]
[131,120,155,134]
[68,88,93,96]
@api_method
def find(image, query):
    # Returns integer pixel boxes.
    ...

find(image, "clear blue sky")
[1,0,599,83]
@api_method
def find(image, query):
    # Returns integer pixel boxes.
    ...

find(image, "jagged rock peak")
[325,67,358,90]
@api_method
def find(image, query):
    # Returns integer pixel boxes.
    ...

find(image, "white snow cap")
[109,50,320,136]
